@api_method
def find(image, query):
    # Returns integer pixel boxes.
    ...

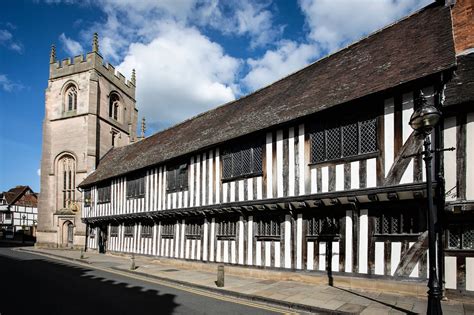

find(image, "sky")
[0,0,433,193]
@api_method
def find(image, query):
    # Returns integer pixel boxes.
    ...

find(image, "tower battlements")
[49,33,136,99]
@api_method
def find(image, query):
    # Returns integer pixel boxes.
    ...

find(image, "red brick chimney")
[451,0,474,55]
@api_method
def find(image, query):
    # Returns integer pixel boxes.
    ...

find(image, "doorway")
[98,225,108,254]
[62,220,74,247]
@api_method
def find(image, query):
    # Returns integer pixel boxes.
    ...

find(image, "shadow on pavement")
[0,240,35,248]
[332,285,417,314]
[0,250,179,315]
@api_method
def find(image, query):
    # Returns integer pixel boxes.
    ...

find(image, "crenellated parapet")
[49,33,136,99]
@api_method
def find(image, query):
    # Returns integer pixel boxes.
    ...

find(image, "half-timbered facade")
[79,1,474,295]
[0,186,38,239]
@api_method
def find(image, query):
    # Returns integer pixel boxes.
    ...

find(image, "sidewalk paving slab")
[20,247,474,315]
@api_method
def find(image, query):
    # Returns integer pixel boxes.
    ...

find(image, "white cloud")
[198,0,282,48]
[0,74,24,92]
[117,22,240,128]
[0,29,12,42]
[243,40,319,91]
[0,28,23,53]
[59,33,84,56]
[242,0,433,92]
[37,168,41,176]
[72,0,281,63]
[41,0,435,130]
[9,42,23,53]
[298,0,433,53]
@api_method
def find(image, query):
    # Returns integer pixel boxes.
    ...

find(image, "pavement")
[17,246,474,315]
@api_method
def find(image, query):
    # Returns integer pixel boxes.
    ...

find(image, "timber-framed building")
[76,1,473,295]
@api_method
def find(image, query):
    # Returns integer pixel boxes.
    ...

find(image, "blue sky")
[0,0,432,193]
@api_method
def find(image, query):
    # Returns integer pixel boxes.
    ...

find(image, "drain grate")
[161,269,179,272]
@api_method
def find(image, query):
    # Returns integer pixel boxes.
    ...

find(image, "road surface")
[0,245,290,315]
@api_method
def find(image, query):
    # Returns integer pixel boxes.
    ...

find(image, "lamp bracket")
[402,147,455,159]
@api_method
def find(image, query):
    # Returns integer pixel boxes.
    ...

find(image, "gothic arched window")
[57,155,76,209]
[109,93,120,121]
[65,85,78,112]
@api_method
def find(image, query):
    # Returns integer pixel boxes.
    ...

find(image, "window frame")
[126,172,146,199]
[110,225,119,237]
[255,216,281,241]
[166,162,189,193]
[124,225,135,237]
[141,224,153,238]
[306,212,342,241]
[372,209,423,237]
[83,189,91,207]
[97,183,111,204]
[161,222,175,239]
[309,115,379,166]
[109,93,121,122]
[64,85,78,113]
[447,223,474,251]
[221,140,263,182]
[185,220,202,240]
[216,217,238,240]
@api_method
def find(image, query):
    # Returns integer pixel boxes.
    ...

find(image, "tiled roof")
[80,3,456,187]
[1,186,38,207]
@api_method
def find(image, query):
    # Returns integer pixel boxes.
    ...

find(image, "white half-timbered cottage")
[79,1,474,296]
[0,186,38,239]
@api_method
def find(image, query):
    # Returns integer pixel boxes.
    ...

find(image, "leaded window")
[161,222,175,238]
[167,163,188,192]
[126,172,145,199]
[310,118,377,163]
[222,142,263,180]
[307,216,340,236]
[110,225,118,237]
[124,225,134,237]
[97,184,111,204]
[65,85,77,112]
[83,189,91,207]
[217,219,237,237]
[256,217,280,237]
[141,224,153,238]
[59,155,76,209]
[448,224,474,250]
[185,221,202,238]
[109,93,120,121]
[373,210,420,235]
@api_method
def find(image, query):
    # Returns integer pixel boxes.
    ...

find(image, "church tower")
[36,34,138,248]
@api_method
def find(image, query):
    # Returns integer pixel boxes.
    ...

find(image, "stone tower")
[36,34,138,248]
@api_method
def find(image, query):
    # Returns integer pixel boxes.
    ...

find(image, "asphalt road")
[0,245,287,315]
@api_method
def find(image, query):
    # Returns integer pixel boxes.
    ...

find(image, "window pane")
[68,94,73,111]
[360,118,377,153]
[253,146,263,173]
[326,127,341,160]
[241,147,252,174]
[311,130,325,162]
[222,155,232,179]
[463,227,474,249]
[233,151,242,177]
[448,226,461,249]
[342,123,358,157]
